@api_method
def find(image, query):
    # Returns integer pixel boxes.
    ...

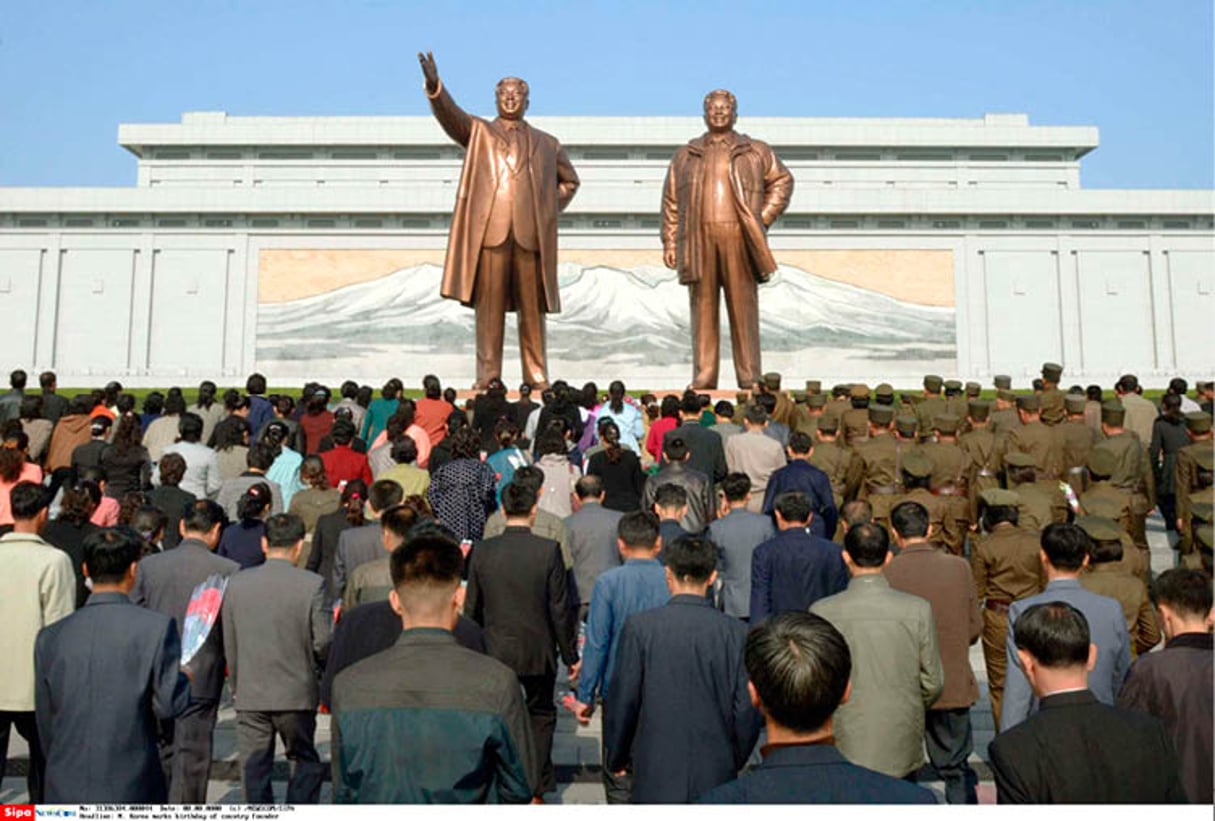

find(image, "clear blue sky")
[1,0,1211,189]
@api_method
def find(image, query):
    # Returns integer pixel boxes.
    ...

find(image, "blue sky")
[1,0,1211,189]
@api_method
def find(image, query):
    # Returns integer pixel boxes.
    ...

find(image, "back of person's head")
[117,490,152,526]
[787,430,813,455]
[423,374,442,400]
[246,373,267,396]
[299,455,328,490]
[264,513,305,549]
[1086,384,1102,402]
[537,431,567,458]
[58,482,99,526]
[680,390,701,416]
[745,611,851,734]
[10,481,48,521]
[663,435,689,462]
[1087,535,1123,565]
[890,501,930,540]
[89,415,113,438]
[161,388,186,416]
[512,465,544,494]
[390,529,463,614]
[237,482,273,522]
[840,499,873,528]
[181,499,225,536]
[339,379,359,400]
[774,491,812,525]
[178,412,204,443]
[391,436,419,466]
[1013,602,1091,668]
[158,452,187,488]
[369,479,405,514]
[341,479,368,525]
[1041,522,1089,571]
[274,394,295,417]
[223,388,248,414]
[659,394,681,420]
[39,370,56,391]
[380,504,421,545]
[754,393,777,415]
[82,528,142,585]
[494,418,520,450]
[330,418,357,446]
[980,500,1019,530]
[617,510,660,551]
[1116,374,1140,395]
[575,474,604,500]
[721,472,752,503]
[714,400,734,419]
[0,434,27,482]
[245,442,275,472]
[844,522,889,567]
[448,426,481,460]
[10,369,26,391]
[663,535,717,584]
[382,378,403,400]
[653,482,688,513]
[502,482,539,517]
[1150,568,1213,620]
[1161,393,1182,416]
[142,391,165,417]
[608,380,626,413]
[132,506,168,546]
[745,404,768,426]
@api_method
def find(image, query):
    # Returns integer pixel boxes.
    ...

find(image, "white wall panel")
[1167,250,1215,374]
[148,249,229,372]
[1076,251,1155,374]
[54,249,135,373]
[981,250,1062,376]
[0,249,43,366]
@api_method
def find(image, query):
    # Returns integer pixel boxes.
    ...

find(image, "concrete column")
[1055,236,1083,372]
[1147,235,1173,374]
[127,234,155,373]
[33,238,62,372]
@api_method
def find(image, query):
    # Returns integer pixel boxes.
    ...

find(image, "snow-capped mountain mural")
[256,263,956,383]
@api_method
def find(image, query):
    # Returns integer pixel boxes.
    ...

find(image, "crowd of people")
[0,364,1211,805]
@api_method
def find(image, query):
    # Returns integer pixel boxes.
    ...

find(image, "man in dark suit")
[35,529,190,803]
[603,535,761,803]
[761,430,837,538]
[698,612,936,804]
[465,482,579,801]
[662,391,727,484]
[708,473,774,620]
[749,492,849,623]
[990,601,1186,803]
[563,475,623,621]
[222,514,331,804]
[642,436,714,534]
[332,479,403,601]
[130,499,238,803]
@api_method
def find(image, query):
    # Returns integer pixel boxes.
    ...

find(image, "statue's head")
[496,77,530,121]
[703,89,738,134]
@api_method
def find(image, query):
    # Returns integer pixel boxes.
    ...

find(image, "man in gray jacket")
[708,473,774,620]
[563,475,623,621]
[811,522,944,779]
[222,514,331,804]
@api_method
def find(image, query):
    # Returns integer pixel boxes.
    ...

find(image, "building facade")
[0,110,1211,387]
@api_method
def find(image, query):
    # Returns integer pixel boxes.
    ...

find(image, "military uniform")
[1095,402,1155,556]
[819,390,849,433]
[1010,479,1068,531]
[989,389,1021,438]
[970,506,1045,729]
[1003,395,1063,478]
[1173,412,1214,546]
[763,373,798,430]
[1039,362,1066,427]
[808,436,856,510]
[1076,518,1160,656]
[1057,397,1097,497]
[852,406,901,526]
[915,375,948,435]
[943,380,968,421]
[919,416,971,555]
[841,385,871,449]
[959,401,1004,521]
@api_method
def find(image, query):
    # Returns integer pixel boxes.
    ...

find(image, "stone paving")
[2,514,1179,805]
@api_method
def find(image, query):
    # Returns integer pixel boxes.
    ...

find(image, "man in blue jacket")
[761,430,838,538]
[749,492,849,623]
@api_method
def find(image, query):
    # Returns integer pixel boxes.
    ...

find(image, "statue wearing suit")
[662,90,793,389]
[420,52,580,390]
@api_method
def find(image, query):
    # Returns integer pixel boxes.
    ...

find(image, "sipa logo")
[2,807,35,820]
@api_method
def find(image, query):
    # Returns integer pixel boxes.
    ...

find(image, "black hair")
[901,470,931,492]
[1041,522,1089,571]
[10,481,48,520]
[844,522,889,568]
[18,394,42,420]
[448,427,481,460]
[617,510,660,550]
[331,418,356,445]
[1150,568,1213,618]
[380,504,421,544]
[512,465,544,494]
[788,430,813,455]
[237,482,273,522]
[755,393,777,414]
[223,389,248,413]
[10,369,27,391]
[141,392,164,416]
[340,380,359,400]
[721,472,752,503]
[391,436,419,465]
[502,482,538,517]
[745,404,768,425]
[663,435,689,462]
[39,371,56,390]
[653,482,688,512]
[714,400,734,419]
[659,394,681,420]
[608,380,626,415]
[246,442,276,472]
[369,479,405,513]
[680,391,701,416]
[1086,384,1103,402]
[178,412,204,443]
[745,612,851,734]
[774,491,812,524]
[840,499,873,528]
[163,388,186,416]
[58,482,99,526]
[980,501,1020,530]
[132,506,168,545]
[599,419,623,464]
[299,455,329,490]
[1013,601,1091,668]
[575,475,604,500]
[264,512,305,548]
[537,431,567,458]
[1086,534,1123,564]
[246,373,267,396]
[82,528,141,584]
[382,378,404,400]
[423,375,442,400]
[158,452,187,487]
[341,479,368,527]
[663,535,717,583]
[1116,374,1141,394]
[214,416,251,451]
[390,529,463,589]
[891,501,930,539]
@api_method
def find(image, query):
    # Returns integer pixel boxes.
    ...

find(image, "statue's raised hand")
[418,51,440,94]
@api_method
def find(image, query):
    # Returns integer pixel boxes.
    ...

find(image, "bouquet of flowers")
[180,574,228,667]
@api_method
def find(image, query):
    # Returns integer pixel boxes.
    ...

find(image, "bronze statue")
[662,90,793,389]
[418,52,580,390]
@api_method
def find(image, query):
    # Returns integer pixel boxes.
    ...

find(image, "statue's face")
[496,79,529,121]
[703,93,737,134]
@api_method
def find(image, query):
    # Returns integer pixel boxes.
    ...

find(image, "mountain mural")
[257,263,956,380]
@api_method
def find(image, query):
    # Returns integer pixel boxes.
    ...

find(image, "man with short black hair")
[331,529,534,803]
[131,498,239,803]
[761,430,837,539]
[0,369,27,423]
[643,435,713,534]
[37,371,68,426]
[710,400,743,443]
[726,405,788,514]
[1118,568,1213,803]
[35,528,190,803]
[652,482,691,551]
[345,504,420,607]
[245,373,274,438]
[482,464,573,567]
[811,523,943,779]
[708,472,775,620]
[662,390,727,483]
[1115,374,1158,447]
[466,482,578,801]
[989,602,1186,803]
[564,474,623,621]
[1001,523,1131,730]
[604,535,760,802]
[0,482,73,801]
[698,612,936,804]
[223,513,331,803]
[750,491,848,623]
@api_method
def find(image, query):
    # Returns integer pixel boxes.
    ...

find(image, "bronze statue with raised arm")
[419,52,580,390]
[662,90,793,390]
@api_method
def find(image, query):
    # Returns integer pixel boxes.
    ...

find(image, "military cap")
[933,414,961,434]
[805,380,822,394]
[763,372,782,391]
[901,451,934,479]
[1064,394,1087,414]
[965,381,981,397]
[816,416,839,434]
[735,391,750,405]
[993,375,1013,390]
[791,390,807,403]
[923,375,943,393]
[1185,412,1212,435]
[967,399,992,421]
[895,415,919,438]
[1100,400,1126,426]
[904,393,924,406]
[868,406,895,425]
[875,383,895,400]
[980,488,1020,507]
[850,383,870,399]
[1016,394,1041,412]
[1075,515,1123,543]
[831,384,850,398]
[1195,448,1214,472]
[807,393,827,409]
[1041,362,1064,382]
[1004,451,1037,468]
[1191,501,1213,524]
[997,389,1017,403]
[1087,448,1118,478]
[944,379,963,393]
[1195,524,1213,550]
